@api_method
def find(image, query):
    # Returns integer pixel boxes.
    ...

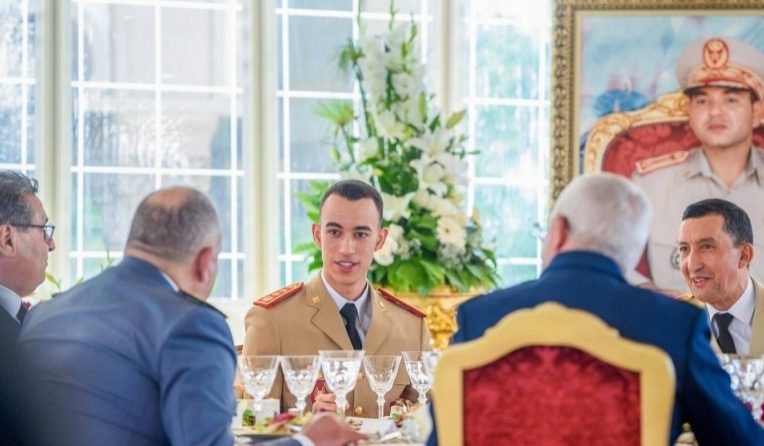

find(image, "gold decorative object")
[394,286,481,350]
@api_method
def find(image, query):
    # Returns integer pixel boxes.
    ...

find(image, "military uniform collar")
[542,251,625,282]
[693,146,763,186]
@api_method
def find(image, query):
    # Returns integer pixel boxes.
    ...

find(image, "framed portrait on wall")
[550,0,764,200]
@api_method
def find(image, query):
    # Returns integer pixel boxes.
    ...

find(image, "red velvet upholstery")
[601,122,764,178]
[463,346,640,446]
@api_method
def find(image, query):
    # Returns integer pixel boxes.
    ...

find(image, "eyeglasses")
[12,224,55,242]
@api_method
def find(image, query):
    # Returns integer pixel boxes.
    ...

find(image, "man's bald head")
[126,186,220,262]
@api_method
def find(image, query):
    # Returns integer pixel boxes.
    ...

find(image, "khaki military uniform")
[632,147,764,292]
[243,275,431,417]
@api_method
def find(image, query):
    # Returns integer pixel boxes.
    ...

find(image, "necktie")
[340,303,363,350]
[16,303,28,323]
[713,312,737,354]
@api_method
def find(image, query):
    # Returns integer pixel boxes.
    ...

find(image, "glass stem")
[296,398,306,416]
[418,392,427,406]
[336,395,347,418]
[377,394,385,420]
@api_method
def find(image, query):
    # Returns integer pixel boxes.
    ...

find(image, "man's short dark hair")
[685,86,759,103]
[319,179,384,224]
[682,198,753,246]
[0,171,39,225]
[127,187,220,261]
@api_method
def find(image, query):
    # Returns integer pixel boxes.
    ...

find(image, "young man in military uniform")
[243,179,431,418]
[633,37,764,295]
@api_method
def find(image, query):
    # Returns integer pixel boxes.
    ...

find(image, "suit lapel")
[306,276,353,350]
[364,289,392,355]
[748,279,764,355]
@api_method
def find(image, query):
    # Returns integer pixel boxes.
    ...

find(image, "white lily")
[381,191,416,221]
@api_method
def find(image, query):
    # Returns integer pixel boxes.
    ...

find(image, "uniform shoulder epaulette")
[178,290,227,318]
[377,288,426,317]
[255,282,304,308]
[635,150,690,175]
[677,293,704,308]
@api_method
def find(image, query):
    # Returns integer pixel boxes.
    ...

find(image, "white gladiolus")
[381,191,416,221]
[374,110,406,140]
[436,216,467,250]
[436,152,468,185]
[408,127,451,158]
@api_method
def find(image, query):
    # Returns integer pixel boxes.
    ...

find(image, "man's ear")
[548,215,570,252]
[739,242,754,269]
[374,227,388,251]
[0,224,16,256]
[194,246,215,283]
[311,223,322,248]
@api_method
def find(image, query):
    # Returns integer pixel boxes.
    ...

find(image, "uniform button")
[354,406,363,416]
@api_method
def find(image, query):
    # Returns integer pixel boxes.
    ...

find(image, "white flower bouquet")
[298,7,499,296]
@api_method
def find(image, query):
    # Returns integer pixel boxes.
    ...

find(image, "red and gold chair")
[432,302,675,446]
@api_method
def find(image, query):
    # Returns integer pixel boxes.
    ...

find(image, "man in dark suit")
[0,170,55,354]
[18,186,364,446]
[428,173,763,445]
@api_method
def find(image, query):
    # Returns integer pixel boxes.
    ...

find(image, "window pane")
[162,7,229,86]
[474,105,539,179]
[289,97,339,173]
[474,184,538,259]
[77,89,156,167]
[475,24,539,99]
[290,0,351,11]
[77,3,155,84]
[0,1,23,77]
[162,92,233,169]
[0,84,22,163]
[288,16,352,92]
[499,263,539,287]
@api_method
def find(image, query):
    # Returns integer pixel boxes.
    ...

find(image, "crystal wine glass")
[281,355,321,415]
[319,350,364,418]
[363,355,402,419]
[726,355,764,423]
[238,355,280,419]
[401,351,433,406]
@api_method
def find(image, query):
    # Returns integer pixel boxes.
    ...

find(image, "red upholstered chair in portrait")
[582,91,764,278]
[431,302,675,446]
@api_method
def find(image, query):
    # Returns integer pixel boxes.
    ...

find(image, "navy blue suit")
[17,257,241,446]
[428,251,764,445]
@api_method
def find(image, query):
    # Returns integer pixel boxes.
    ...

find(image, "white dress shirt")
[707,277,755,354]
[320,271,372,342]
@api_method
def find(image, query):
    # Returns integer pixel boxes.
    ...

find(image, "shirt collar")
[706,277,755,326]
[160,272,179,292]
[0,283,21,322]
[694,147,761,185]
[320,271,370,322]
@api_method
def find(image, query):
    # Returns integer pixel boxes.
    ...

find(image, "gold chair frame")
[433,302,676,446]
[583,91,689,174]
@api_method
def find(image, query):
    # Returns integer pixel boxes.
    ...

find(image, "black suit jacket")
[0,308,20,357]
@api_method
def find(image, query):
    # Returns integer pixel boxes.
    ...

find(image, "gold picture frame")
[550,0,764,201]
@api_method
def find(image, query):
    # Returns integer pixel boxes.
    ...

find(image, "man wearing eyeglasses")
[0,170,55,350]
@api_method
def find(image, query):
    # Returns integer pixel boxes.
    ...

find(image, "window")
[2,0,552,301]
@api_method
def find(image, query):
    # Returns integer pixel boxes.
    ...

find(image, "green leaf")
[420,258,446,283]
[45,272,62,292]
[446,110,466,129]
[315,100,354,127]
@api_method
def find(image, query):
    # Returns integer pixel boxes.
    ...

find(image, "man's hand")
[311,392,337,414]
[301,413,367,446]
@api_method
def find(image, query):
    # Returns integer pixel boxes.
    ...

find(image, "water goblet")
[727,355,764,423]
[238,355,280,419]
[363,355,402,419]
[281,355,321,415]
[319,350,364,417]
[422,350,441,377]
[402,351,433,406]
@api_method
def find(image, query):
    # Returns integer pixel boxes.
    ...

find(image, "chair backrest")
[432,302,675,446]
[583,91,764,175]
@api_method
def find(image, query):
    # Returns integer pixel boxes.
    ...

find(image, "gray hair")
[127,186,220,262]
[0,171,39,225]
[551,173,652,273]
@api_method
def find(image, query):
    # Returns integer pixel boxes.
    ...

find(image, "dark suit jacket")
[18,257,239,446]
[0,308,20,357]
[428,251,764,445]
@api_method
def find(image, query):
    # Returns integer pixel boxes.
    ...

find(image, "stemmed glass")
[281,355,321,415]
[401,351,434,406]
[238,355,281,419]
[319,350,364,418]
[725,355,764,423]
[363,355,402,419]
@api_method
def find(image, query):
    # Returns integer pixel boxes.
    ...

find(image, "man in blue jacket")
[428,173,763,445]
[18,186,364,446]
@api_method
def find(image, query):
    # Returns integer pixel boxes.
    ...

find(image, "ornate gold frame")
[550,0,764,201]
[432,302,676,445]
